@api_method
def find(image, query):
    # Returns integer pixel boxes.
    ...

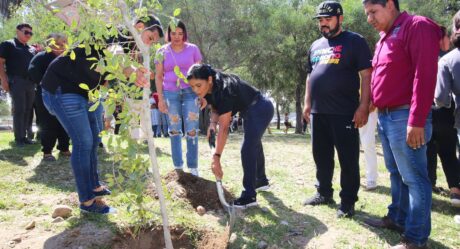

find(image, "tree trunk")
[276,102,280,130]
[118,1,173,248]
[0,0,21,18]
[295,68,308,134]
[295,80,303,134]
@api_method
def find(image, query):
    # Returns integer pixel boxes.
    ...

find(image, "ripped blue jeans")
[163,87,200,169]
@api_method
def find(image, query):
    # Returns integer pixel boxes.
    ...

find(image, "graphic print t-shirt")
[307,31,372,115]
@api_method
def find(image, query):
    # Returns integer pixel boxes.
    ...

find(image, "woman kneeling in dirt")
[187,64,274,209]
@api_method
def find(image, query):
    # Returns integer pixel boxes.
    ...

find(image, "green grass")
[0,130,459,248]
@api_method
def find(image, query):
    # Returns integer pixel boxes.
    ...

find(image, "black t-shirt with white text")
[307,31,372,115]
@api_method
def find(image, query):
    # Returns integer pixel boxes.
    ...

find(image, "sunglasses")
[21,30,33,36]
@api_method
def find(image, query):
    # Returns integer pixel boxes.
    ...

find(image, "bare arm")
[155,62,168,113]
[215,111,232,155]
[210,111,232,179]
[353,68,372,128]
[303,74,311,123]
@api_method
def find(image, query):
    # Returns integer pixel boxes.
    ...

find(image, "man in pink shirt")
[362,1,441,249]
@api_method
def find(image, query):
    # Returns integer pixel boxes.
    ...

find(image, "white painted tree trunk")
[118,1,174,248]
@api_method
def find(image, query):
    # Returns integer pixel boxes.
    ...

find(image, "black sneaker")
[15,141,25,147]
[80,200,116,214]
[232,196,258,209]
[303,193,335,206]
[337,204,355,218]
[23,138,36,145]
[93,187,111,199]
[255,181,270,191]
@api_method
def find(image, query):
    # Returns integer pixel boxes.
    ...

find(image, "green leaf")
[129,73,137,83]
[174,66,181,76]
[105,74,116,81]
[70,50,76,60]
[85,43,91,56]
[89,101,100,112]
[79,83,90,91]
[169,19,177,32]
[173,8,181,17]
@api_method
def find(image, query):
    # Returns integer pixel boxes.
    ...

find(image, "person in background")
[155,20,203,176]
[303,1,372,219]
[359,107,378,191]
[0,23,37,146]
[187,63,274,209]
[150,95,161,137]
[28,33,71,161]
[434,11,460,211]
[284,112,292,134]
[362,1,441,248]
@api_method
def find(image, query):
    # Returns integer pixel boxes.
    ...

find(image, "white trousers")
[359,110,378,183]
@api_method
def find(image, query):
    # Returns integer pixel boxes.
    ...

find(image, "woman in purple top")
[155,20,202,176]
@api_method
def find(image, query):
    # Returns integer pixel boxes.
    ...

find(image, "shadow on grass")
[355,211,451,249]
[0,141,40,166]
[367,185,458,216]
[27,156,75,192]
[43,213,117,249]
[230,191,327,248]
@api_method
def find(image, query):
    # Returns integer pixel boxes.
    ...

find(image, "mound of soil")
[112,225,229,249]
[149,170,234,211]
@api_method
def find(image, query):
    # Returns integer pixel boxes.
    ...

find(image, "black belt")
[378,104,410,113]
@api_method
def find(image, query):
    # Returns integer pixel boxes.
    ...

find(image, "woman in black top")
[187,64,274,209]
[41,19,160,214]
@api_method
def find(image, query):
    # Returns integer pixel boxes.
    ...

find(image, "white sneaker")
[190,168,199,177]
[365,181,378,191]
[454,215,460,224]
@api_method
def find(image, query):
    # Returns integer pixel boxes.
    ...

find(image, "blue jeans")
[164,87,199,168]
[240,96,274,198]
[42,88,103,203]
[377,109,432,246]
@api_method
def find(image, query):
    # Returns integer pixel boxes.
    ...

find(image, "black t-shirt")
[41,46,105,98]
[307,31,372,115]
[28,51,57,85]
[0,38,36,78]
[204,73,260,116]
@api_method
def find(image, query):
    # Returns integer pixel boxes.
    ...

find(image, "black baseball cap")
[136,15,164,38]
[314,1,343,19]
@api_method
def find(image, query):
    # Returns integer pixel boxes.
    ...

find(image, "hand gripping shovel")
[208,130,236,230]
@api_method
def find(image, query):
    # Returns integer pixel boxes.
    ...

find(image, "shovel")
[208,130,236,229]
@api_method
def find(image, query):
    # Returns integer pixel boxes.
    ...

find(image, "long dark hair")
[167,20,188,42]
[452,10,460,49]
[187,64,243,86]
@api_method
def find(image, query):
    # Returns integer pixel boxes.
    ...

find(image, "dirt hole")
[148,170,235,211]
[112,225,229,249]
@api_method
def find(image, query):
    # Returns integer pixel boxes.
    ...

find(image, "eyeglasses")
[21,30,33,36]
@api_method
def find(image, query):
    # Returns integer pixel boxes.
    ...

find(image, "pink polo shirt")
[371,12,441,127]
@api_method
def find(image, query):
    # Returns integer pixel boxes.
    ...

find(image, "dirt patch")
[197,226,230,249]
[112,225,229,249]
[148,170,234,211]
[43,222,115,249]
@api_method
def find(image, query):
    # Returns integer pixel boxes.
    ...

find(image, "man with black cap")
[303,1,373,218]
[0,23,37,147]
